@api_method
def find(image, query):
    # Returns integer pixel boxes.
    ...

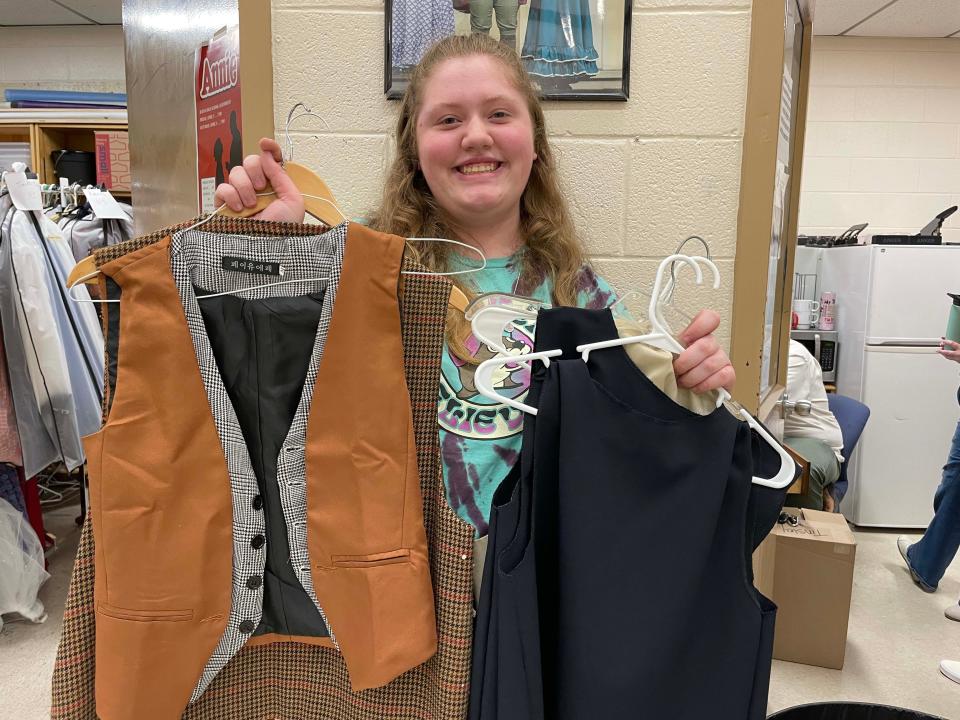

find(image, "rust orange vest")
[85,224,436,720]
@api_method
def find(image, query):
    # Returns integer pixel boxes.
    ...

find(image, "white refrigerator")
[820,244,960,527]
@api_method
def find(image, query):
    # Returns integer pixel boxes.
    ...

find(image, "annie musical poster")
[196,26,242,214]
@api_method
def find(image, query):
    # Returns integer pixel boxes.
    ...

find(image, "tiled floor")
[2,507,959,718]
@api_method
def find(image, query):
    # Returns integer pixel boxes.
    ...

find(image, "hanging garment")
[520,0,599,78]
[613,316,723,416]
[52,216,476,720]
[57,204,135,262]
[0,329,23,467]
[470,307,788,720]
[468,312,724,605]
[0,199,103,476]
[391,0,455,68]
[31,212,104,427]
[0,464,26,519]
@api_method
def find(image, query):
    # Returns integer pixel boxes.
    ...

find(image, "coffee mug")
[792,299,820,329]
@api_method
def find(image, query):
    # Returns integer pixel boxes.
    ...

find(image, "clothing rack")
[0,189,106,540]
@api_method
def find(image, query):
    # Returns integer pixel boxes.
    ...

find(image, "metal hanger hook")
[670,235,712,285]
[284,102,331,163]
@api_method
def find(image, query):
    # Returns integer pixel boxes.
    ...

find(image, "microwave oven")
[790,329,838,383]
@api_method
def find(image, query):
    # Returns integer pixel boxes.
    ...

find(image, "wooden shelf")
[0,110,128,187]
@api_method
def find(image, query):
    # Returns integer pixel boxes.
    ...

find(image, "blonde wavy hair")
[367,33,587,360]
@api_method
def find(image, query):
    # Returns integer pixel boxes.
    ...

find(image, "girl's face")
[416,55,537,230]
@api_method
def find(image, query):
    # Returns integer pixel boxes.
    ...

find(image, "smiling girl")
[215,33,735,535]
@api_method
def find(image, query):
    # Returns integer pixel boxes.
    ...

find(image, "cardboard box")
[752,508,856,670]
[94,130,130,193]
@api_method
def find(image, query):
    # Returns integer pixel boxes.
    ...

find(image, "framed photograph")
[385,0,632,101]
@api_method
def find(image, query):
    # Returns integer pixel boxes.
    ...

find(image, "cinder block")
[286,132,389,220]
[848,158,919,193]
[854,87,925,122]
[886,123,958,159]
[810,51,895,88]
[551,138,629,257]
[626,139,742,259]
[806,86,856,122]
[800,157,852,193]
[803,121,891,158]
[895,52,960,89]
[273,9,394,135]
[917,159,960,193]
[923,89,960,123]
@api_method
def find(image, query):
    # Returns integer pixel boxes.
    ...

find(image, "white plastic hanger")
[577,255,708,361]
[473,253,798,490]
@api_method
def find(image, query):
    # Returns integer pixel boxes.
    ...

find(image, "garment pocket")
[330,548,410,568]
[97,603,194,622]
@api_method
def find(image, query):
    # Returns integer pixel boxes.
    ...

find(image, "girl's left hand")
[673,309,736,393]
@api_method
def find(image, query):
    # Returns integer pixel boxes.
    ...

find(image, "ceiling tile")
[813,0,894,35]
[0,0,93,25]
[849,0,960,37]
[56,0,122,24]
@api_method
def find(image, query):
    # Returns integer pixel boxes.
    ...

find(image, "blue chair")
[827,393,871,507]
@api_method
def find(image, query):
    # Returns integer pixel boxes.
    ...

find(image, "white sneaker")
[940,659,960,685]
[946,603,960,622]
[897,535,936,592]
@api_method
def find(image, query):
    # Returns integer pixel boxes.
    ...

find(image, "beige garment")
[614,317,721,415]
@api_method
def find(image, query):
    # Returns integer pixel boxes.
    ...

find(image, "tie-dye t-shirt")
[439,252,618,536]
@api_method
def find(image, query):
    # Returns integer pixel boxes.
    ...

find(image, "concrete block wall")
[799,36,960,244]
[0,26,126,97]
[272,0,753,346]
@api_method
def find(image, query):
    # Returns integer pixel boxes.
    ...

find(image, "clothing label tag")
[4,171,42,211]
[85,188,131,220]
[221,256,283,276]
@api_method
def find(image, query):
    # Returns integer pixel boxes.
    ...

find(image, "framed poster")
[385,0,632,101]
[195,26,243,214]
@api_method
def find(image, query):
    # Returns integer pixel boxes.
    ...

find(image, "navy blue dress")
[470,307,790,720]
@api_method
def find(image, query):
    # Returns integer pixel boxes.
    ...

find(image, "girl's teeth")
[461,163,497,174]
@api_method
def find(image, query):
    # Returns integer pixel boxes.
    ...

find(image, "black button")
[252,495,263,510]
[246,575,263,590]
[251,534,265,549]
[239,619,256,634]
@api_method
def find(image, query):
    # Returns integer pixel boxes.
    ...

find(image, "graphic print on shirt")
[439,316,535,440]
[437,256,620,536]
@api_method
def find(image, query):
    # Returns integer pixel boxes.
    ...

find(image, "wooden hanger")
[218,161,344,227]
[67,161,344,288]
[66,156,470,314]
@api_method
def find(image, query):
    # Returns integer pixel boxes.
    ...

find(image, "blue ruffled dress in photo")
[520,0,599,78]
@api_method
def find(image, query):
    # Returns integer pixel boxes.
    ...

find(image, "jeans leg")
[908,419,960,589]
[494,0,519,50]
[470,0,494,35]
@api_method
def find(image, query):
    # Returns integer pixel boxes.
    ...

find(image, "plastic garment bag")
[0,497,49,631]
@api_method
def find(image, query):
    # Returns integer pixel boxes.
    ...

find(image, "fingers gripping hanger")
[473,253,797,490]
[218,103,345,226]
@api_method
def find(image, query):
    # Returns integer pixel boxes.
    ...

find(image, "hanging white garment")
[0,197,103,474]
[59,205,133,262]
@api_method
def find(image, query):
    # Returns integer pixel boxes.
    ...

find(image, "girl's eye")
[439,116,459,126]
[491,111,510,120]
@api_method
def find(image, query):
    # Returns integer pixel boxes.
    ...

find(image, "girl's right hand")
[939,338,960,363]
[213,137,305,223]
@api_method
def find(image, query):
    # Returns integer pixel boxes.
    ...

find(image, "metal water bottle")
[947,293,960,343]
